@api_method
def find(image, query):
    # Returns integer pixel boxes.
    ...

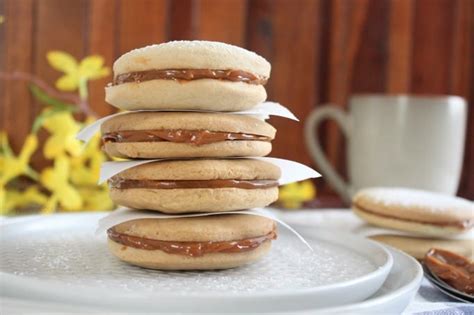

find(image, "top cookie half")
[352,187,474,236]
[105,41,271,111]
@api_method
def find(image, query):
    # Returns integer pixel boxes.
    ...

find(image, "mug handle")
[304,105,352,203]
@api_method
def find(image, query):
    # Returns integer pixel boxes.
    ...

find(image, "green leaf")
[29,84,77,111]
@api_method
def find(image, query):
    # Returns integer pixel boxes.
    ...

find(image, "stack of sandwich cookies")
[352,187,474,259]
[101,41,282,270]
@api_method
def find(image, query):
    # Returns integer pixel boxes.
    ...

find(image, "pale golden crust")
[112,214,275,242]
[101,112,276,138]
[114,159,281,181]
[352,187,474,225]
[353,206,468,236]
[105,79,267,111]
[108,239,272,270]
[109,187,279,213]
[112,41,271,78]
[369,234,474,260]
[103,141,272,159]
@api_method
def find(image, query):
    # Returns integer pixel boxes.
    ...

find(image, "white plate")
[0,213,392,312]
[294,226,423,314]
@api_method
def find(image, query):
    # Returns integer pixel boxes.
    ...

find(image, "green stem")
[77,78,96,117]
[78,77,88,101]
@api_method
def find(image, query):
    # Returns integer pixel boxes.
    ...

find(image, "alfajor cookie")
[107,214,277,270]
[105,41,270,111]
[369,234,473,260]
[101,112,276,159]
[109,159,281,213]
[352,187,474,237]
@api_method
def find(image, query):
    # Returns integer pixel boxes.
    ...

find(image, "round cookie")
[105,41,271,111]
[107,214,277,270]
[101,112,276,159]
[108,159,281,213]
[352,187,474,237]
[369,234,473,260]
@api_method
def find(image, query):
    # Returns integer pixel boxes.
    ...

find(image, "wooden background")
[1,0,473,200]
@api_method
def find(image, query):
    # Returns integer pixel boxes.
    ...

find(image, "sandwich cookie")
[105,41,271,111]
[109,159,281,213]
[107,214,277,270]
[352,187,474,237]
[101,112,276,159]
[370,234,473,260]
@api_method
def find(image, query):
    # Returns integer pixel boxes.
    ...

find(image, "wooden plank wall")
[0,0,473,199]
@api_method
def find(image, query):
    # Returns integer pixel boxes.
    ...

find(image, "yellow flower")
[278,180,316,209]
[78,186,114,211]
[0,133,38,185]
[0,133,39,214]
[0,132,38,214]
[70,132,105,186]
[3,186,48,214]
[0,188,4,214]
[47,51,110,91]
[0,15,4,24]
[40,155,82,213]
[42,111,82,158]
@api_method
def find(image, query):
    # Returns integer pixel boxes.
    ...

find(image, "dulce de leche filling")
[109,178,279,190]
[113,69,268,85]
[354,203,474,229]
[424,248,474,295]
[102,129,271,146]
[108,228,277,257]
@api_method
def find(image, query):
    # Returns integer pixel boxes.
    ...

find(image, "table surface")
[1,209,472,314]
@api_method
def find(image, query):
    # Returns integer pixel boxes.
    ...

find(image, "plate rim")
[0,212,392,299]
[0,245,422,313]
[1,212,399,313]
[317,245,423,313]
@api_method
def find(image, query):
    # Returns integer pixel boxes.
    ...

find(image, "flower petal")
[5,186,48,211]
[40,167,55,190]
[47,51,78,74]
[58,186,83,211]
[79,187,113,211]
[41,195,59,214]
[300,181,316,199]
[71,167,96,186]
[24,186,49,205]
[0,186,7,215]
[79,55,110,80]
[19,134,38,165]
[97,67,111,78]
[64,136,83,157]
[54,155,71,181]
[1,158,26,184]
[43,136,64,159]
[56,74,78,91]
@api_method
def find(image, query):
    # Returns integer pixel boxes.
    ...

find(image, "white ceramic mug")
[305,94,467,203]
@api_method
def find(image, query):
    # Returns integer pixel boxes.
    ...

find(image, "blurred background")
[0,0,473,214]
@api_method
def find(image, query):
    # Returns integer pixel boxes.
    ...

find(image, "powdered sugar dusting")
[113,40,271,75]
[127,41,268,65]
[1,214,376,295]
[357,187,473,215]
